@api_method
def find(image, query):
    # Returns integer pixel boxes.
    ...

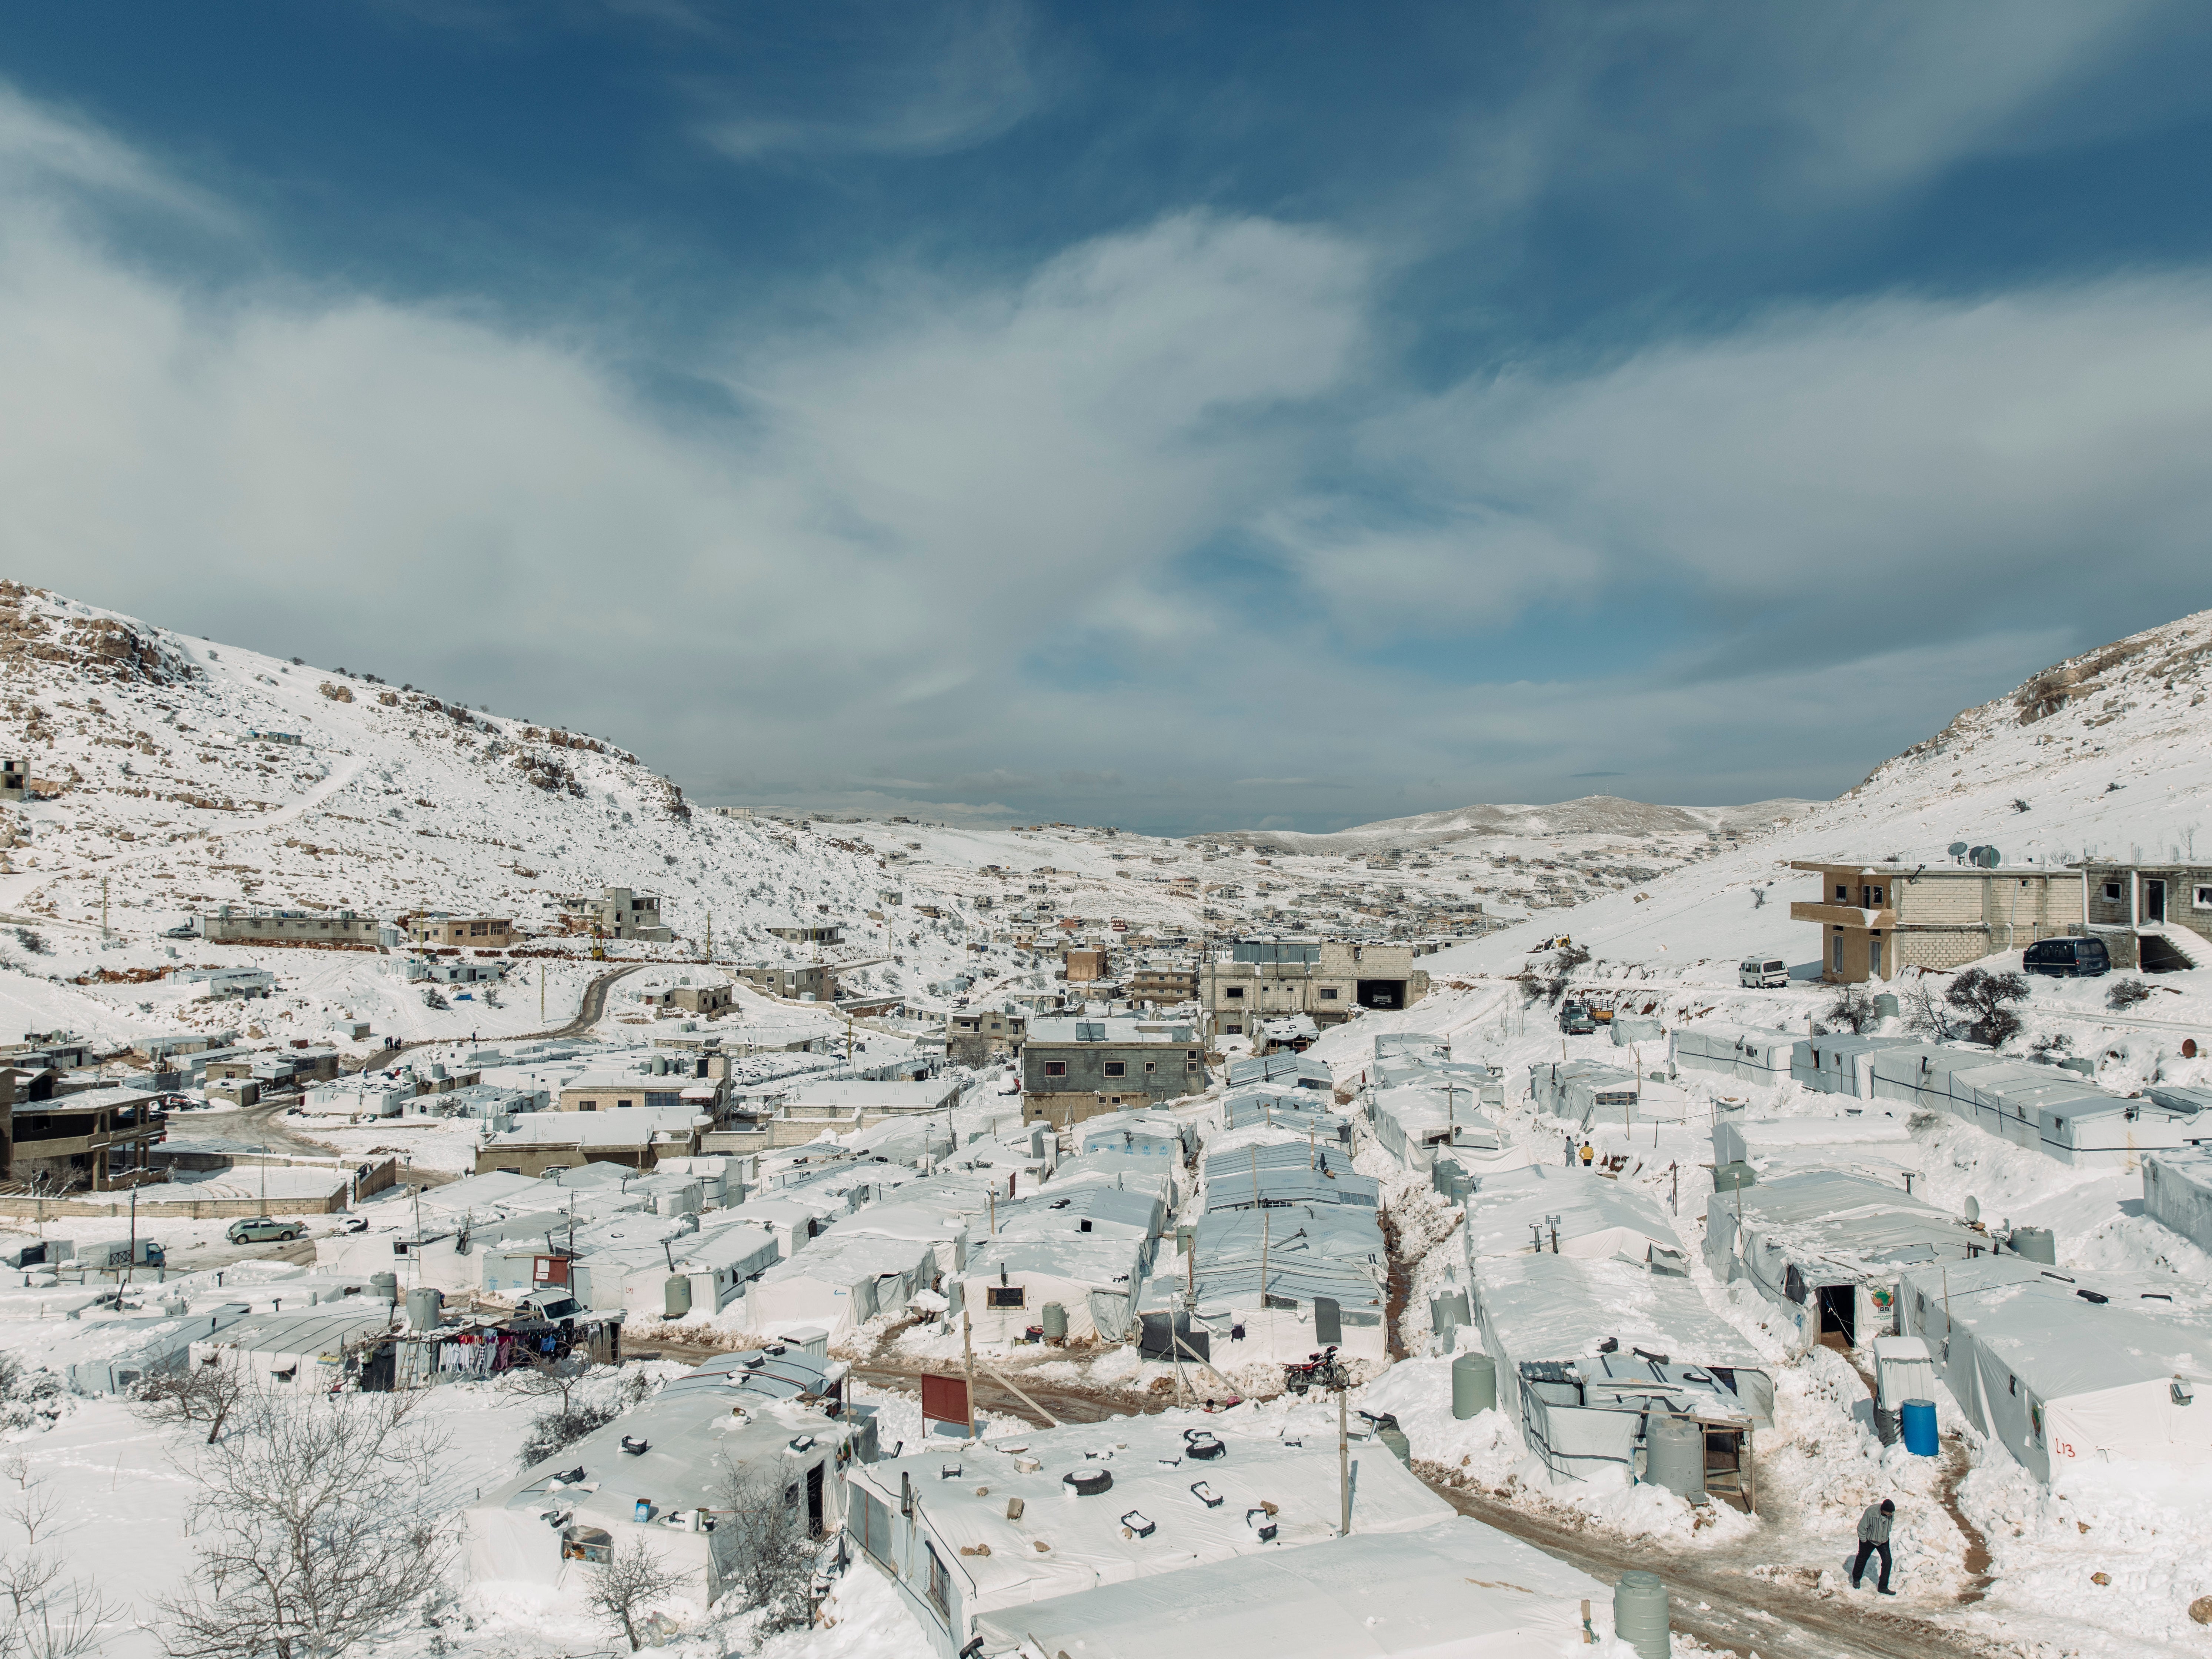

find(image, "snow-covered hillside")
[1419,608,2212,978]
[0,582,1006,1037]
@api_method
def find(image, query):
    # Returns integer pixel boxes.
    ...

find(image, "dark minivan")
[2024,937,2110,978]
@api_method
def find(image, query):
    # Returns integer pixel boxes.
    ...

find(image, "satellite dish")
[1948,841,1969,858]
[1976,846,2002,869]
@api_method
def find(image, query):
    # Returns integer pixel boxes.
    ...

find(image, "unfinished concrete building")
[1790,859,2077,984]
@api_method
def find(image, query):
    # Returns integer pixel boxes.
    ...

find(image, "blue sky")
[5,3,2212,833]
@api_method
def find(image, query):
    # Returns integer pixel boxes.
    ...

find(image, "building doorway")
[2144,878,2167,923]
[1815,1284,1855,1348]
[1356,978,1407,1010]
[806,1462,825,1538]
[1868,936,1884,979]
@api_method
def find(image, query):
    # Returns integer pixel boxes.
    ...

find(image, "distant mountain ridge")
[1215,793,1819,855]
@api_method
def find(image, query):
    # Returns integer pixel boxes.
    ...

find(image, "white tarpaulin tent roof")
[1711,1111,1921,1184]
[742,1232,936,1338]
[846,1413,1452,1651]
[1367,1084,1501,1172]
[1468,1251,1771,1428]
[1898,1256,2212,1482]
[1136,1204,1388,1365]
[1462,1165,1685,1271]
[970,1515,1607,1659]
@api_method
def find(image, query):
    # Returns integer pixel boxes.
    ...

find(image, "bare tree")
[0,1456,120,1659]
[1946,967,2030,1048]
[586,1537,686,1652]
[1815,985,1882,1036]
[711,1465,818,1634]
[133,1360,247,1444]
[157,1390,452,1659]
[1901,972,1958,1042]
[505,1355,618,1470]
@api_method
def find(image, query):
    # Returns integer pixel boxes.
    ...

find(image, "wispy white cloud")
[695,0,1051,161]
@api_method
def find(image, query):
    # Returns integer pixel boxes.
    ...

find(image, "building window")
[1225,1024,1242,1035]
[925,1543,951,1617]
[1835,884,1847,901]
[986,1285,1025,1308]
[1319,987,1338,1000]
[1043,1062,1067,1078]
[2196,885,2212,910]
[1224,987,1244,999]
[2105,881,2123,902]
[1143,1061,1157,1073]
[1103,1062,1126,1078]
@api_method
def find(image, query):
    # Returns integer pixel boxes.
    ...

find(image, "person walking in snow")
[1852,1499,1896,1594]
[1578,1141,1594,1168]
[1564,1135,1575,1167]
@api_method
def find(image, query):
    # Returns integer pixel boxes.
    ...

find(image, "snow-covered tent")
[621,1219,781,1317]
[1201,1140,1376,1213]
[1462,1165,1686,1272]
[1898,1257,2212,1481]
[1534,1059,1688,1127]
[848,1415,1464,1657]
[464,1385,855,1601]
[1043,1149,1181,1212]
[1709,1112,1921,1185]
[2145,1148,2212,1256]
[1466,1251,1773,1481]
[1224,1053,1335,1092]
[957,1235,1147,1342]
[819,1199,977,1277]
[49,1307,251,1395]
[1218,1088,1350,1141]
[990,1184,1163,1244]
[189,1307,395,1389]
[741,1232,937,1338]
[1366,1083,1502,1173]
[1137,1202,1388,1366]
[971,1516,1608,1659]
[1871,1044,2210,1165]
[1704,1168,1983,1355]
[1077,1109,1191,1160]
[1790,1035,1915,1098]
[1670,1024,1795,1087]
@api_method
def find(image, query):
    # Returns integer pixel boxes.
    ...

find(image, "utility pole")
[126,1186,137,1291]
[540,964,546,1023]
[101,876,109,943]
[961,1309,978,1440]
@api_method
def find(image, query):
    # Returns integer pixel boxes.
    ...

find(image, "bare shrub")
[0,1453,116,1659]
[587,1537,687,1652]
[711,1466,818,1633]
[2107,978,2153,1010]
[133,1360,247,1444]
[1946,967,2030,1048]
[157,1391,451,1659]
[1815,986,1882,1036]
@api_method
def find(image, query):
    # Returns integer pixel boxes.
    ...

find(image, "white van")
[1739,957,1790,989]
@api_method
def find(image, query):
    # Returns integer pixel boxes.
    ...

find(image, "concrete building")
[945,1007,1024,1067]
[1790,859,2079,983]
[1020,1017,1202,1128]
[736,963,836,1002]
[1202,939,1430,1038]
[475,1107,707,1175]
[561,887,674,942]
[642,982,734,1017]
[2077,859,2212,970]
[7,1082,167,1191]
[199,907,385,947]
[404,914,514,949]
[1125,962,1197,1003]
[1064,948,1108,983]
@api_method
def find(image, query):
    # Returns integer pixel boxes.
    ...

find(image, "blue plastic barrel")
[1900,1398,1938,1456]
